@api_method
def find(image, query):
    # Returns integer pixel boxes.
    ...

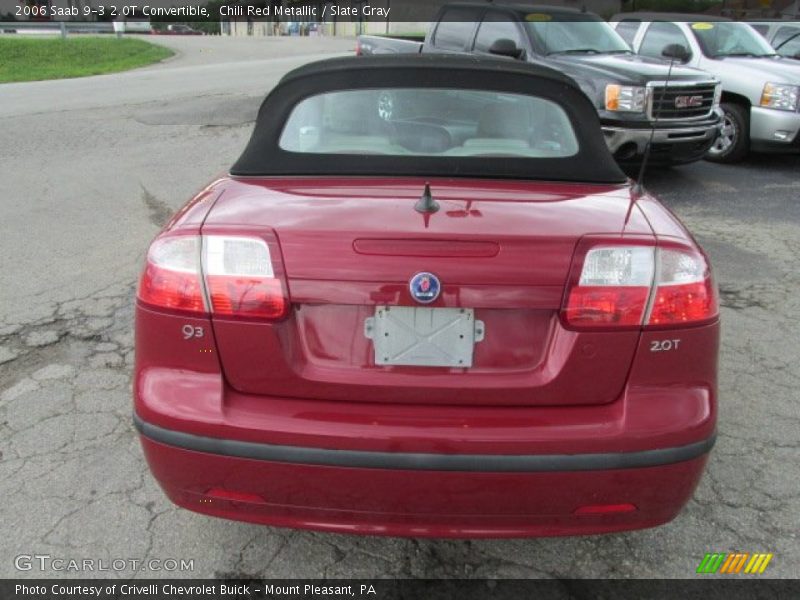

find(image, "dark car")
[134,55,719,538]
[357,3,723,167]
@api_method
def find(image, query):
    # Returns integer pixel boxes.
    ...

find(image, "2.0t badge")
[409,272,441,304]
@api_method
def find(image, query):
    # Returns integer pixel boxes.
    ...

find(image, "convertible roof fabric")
[230,55,626,184]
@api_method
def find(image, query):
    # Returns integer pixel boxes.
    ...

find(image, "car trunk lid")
[203,176,653,406]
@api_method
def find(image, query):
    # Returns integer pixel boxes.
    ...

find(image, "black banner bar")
[2,579,799,600]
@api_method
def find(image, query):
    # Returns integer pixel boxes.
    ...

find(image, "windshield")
[526,19,631,55]
[279,88,579,158]
[690,22,777,57]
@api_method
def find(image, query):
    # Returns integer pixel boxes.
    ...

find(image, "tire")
[705,102,749,163]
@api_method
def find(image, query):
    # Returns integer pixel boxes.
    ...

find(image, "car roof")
[281,54,580,90]
[611,13,732,22]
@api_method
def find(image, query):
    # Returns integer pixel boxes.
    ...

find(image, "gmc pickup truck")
[613,16,800,162]
[357,3,723,167]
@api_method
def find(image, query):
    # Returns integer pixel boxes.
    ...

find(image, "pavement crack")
[140,183,173,228]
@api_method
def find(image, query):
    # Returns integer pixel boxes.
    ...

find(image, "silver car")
[612,15,800,163]
[749,21,800,61]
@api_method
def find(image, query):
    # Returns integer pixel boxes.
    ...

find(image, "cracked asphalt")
[1,36,798,580]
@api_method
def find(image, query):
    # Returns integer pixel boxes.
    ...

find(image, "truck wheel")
[706,103,749,163]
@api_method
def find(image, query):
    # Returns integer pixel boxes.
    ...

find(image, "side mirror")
[489,38,524,60]
[662,43,691,62]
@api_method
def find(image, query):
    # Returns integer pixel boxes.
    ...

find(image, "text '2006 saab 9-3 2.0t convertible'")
[133,55,719,538]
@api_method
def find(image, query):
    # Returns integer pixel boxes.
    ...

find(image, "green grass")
[0,36,173,83]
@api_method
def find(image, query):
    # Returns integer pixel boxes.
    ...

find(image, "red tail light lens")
[562,242,718,329]
[647,247,718,326]
[565,286,651,327]
[137,233,288,320]
[649,281,716,325]
[203,235,288,320]
[137,236,206,314]
[563,245,655,328]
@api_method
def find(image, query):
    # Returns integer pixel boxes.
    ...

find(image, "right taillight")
[647,247,718,327]
[562,242,718,330]
[137,232,288,320]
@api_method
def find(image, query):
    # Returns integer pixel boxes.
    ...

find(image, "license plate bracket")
[365,306,484,368]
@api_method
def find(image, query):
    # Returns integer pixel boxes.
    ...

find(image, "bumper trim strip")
[134,413,715,473]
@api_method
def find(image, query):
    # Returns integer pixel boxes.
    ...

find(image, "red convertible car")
[134,55,719,537]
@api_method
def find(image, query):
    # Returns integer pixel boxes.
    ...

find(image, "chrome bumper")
[603,123,720,155]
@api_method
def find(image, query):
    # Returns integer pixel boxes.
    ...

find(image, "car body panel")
[198,176,652,407]
[134,57,719,537]
[134,175,719,537]
[141,438,709,538]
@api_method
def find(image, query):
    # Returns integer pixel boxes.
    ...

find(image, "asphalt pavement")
[0,35,798,579]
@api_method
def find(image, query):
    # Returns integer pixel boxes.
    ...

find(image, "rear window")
[278,88,579,158]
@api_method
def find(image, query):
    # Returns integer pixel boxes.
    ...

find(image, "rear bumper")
[134,364,717,537]
[138,430,711,538]
[136,413,714,472]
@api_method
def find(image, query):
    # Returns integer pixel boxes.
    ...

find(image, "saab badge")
[409,272,441,304]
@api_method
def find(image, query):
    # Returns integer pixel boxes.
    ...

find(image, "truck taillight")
[562,243,718,329]
[137,233,288,320]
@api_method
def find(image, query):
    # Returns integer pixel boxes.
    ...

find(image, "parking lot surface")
[1,36,798,579]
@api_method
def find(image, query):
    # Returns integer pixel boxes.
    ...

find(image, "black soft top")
[231,55,626,184]
[280,53,580,85]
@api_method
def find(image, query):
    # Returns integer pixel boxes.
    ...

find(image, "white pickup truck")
[611,15,800,162]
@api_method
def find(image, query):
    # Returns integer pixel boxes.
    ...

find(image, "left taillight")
[561,241,718,330]
[137,233,288,320]
[138,235,206,315]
